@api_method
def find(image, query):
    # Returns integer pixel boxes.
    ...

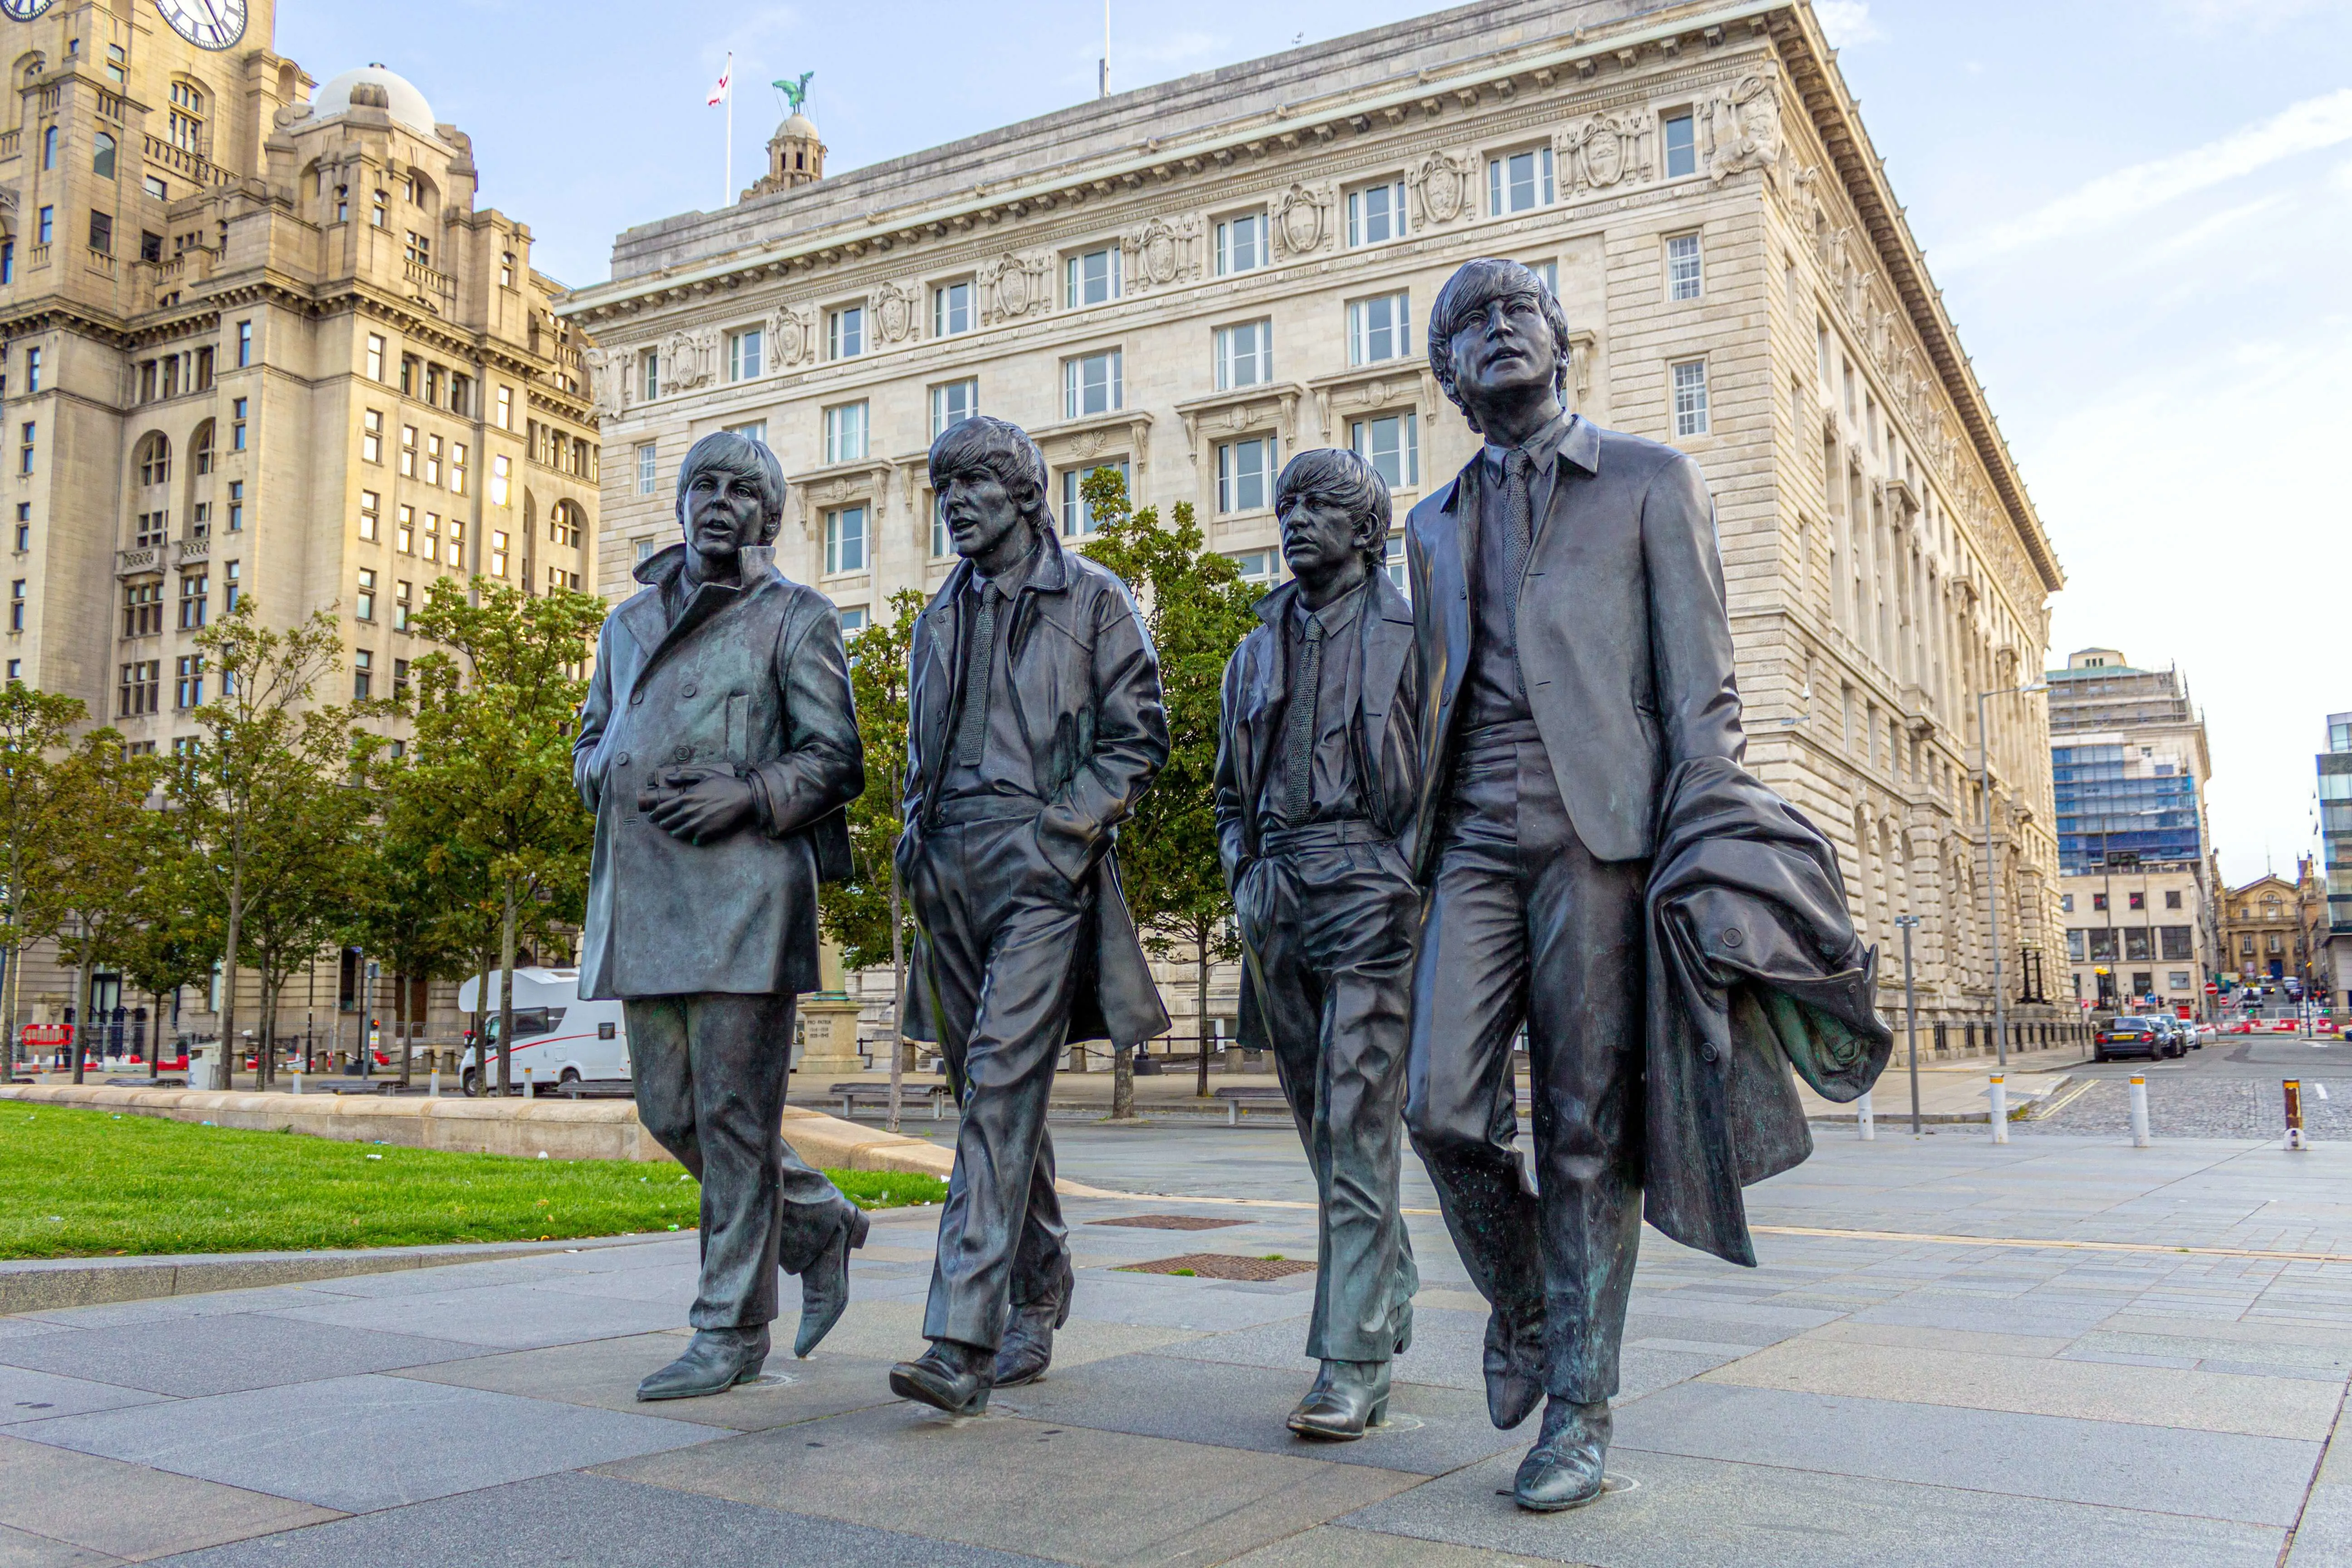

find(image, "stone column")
[796,936,868,1080]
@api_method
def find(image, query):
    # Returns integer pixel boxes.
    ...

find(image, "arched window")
[91,131,115,180]
[40,125,55,170]
[168,79,205,153]
[189,419,215,477]
[136,433,172,487]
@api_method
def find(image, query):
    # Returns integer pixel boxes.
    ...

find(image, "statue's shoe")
[637,1325,769,1401]
[1513,1397,1612,1512]
[1286,1359,1392,1441]
[794,1204,872,1357]
[889,1342,993,1416]
[1483,1308,1545,1430]
[993,1254,1076,1388]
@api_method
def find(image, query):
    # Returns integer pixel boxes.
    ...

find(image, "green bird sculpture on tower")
[774,73,813,115]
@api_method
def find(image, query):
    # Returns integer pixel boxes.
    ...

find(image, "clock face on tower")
[151,0,246,50]
[0,0,58,21]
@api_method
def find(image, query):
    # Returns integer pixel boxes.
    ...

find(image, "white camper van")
[456,967,630,1095]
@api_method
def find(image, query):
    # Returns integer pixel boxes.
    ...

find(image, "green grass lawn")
[0,1105,946,1259]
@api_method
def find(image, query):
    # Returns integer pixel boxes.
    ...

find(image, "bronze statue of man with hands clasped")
[573,430,871,1402]
[1215,448,1422,1440]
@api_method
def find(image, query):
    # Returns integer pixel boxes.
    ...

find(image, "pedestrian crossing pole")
[2284,1079,2307,1152]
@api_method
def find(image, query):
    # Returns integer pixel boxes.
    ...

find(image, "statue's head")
[927,415,1053,562]
[1274,447,1391,581]
[1427,258,1574,435]
[675,430,786,568]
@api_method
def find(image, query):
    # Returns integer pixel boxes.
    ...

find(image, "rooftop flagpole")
[708,52,735,207]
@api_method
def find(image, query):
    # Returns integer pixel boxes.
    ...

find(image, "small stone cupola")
[750,110,825,197]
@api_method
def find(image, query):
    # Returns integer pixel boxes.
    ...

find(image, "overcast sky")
[277,0,2350,883]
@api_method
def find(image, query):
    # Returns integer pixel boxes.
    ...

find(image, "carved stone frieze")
[872,280,921,344]
[1406,148,1478,227]
[1122,215,1200,290]
[1558,112,1652,193]
[767,303,816,367]
[977,252,1051,323]
[583,347,624,418]
[659,327,717,394]
[1271,182,1334,258]
[1705,69,1783,186]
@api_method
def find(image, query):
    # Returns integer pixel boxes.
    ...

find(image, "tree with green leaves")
[168,600,358,1088]
[50,732,164,1081]
[347,735,479,1085]
[0,683,85,1075]
[402,576,604,1095]
[112,836,220,1078]
[818,587,925,1131]
[1076,466,1263,1108]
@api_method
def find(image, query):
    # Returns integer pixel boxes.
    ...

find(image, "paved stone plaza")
[0,1122,2347,1566]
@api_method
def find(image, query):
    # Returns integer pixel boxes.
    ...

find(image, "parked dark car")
[2094,1015,2174,1063]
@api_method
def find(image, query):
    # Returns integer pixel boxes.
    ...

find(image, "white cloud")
[1814,1,1883,44]
[1941,87,2352,266]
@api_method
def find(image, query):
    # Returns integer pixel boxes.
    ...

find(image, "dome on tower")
[783,112,818,139]
[312,64,437,136]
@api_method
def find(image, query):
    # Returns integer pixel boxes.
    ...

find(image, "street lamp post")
[1977,681,2047,1069]
[1896,914,1922,1136]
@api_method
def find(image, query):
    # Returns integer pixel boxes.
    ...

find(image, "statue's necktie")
[1502,449,1534,691]
[1283,615,1327,824]
[954,582,998,767]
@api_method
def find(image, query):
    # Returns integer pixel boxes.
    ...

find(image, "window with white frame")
[1523,258,1558,296]
[1662,112,1697,178]
[1216,436,1277,514]
[1488,146,1554,214]
[827,304,864,360]
[726,326,764,381]
[1214,320,1271,391]
[1347,292,1412,365]
[838,605,868,635]
[1347,179,1406,247]
[1061,461,1128,536]
[824,504,868,573]
[640,348,660,400]
[724,418,768,447]
[1671,358,1710,437]
[931,379,978,438]
[1349,412,1419,490]
[1215,212,1265,275]
[823,402,868,464]
[933,279,973,337]
[1383,536,1406,593]
[1666,232,1702,301]
[931,500,951,560]
[1063,349,1122,418]
[636,442,657,495]
[1065,245,1122,307]
[1229,549,1279,588]
[494,385,513,430]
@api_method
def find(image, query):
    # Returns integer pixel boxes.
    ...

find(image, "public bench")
[833,1082,953,1122]
[1211,1085,1291,1126]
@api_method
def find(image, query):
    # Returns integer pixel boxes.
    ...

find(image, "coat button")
[682,684,697,697]
[1700,1045,1719,1063]
[615,751,630,766]
[674,745,692,762]
[1721,927,1744,949]
[629,691,643,705]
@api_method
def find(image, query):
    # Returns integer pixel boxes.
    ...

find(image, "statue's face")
[1445,291,1559,407]
[679,459,766,572]
[938,470,1026,561]
[1278,493,1363,580]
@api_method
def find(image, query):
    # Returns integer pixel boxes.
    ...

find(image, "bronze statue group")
[571,258,1889,1514]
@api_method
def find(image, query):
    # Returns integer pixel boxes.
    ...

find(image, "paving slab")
[1704,1332,2343,1439]
[799,1293,1209,1368]
[1334,1446,2287,1568]
[1615,1382,2319,1525]
[1219,1524,1582,1567]
[0,1436,339,1562]
[0,1314,484,1398]
[255,1281,689,1348]
[0,1367,166,1428]
[990,1349,1519,1475]
[13,1374,724,1514]
[0,1522,117,1565]
[137,1471,1057,1568]
[595,1400,1417,1568]
[389,1333,905,1432]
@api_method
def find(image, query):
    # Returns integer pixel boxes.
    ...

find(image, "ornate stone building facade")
[562,0,2070,1055]
[0,2,597,1046]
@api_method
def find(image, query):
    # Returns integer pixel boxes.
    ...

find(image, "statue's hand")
[642,768,756,845]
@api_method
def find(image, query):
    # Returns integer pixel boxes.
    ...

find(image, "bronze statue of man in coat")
[574,430,871,1401]
[1215,447,1423,1440]
[1400,258,1888,1511]
[890,416,1170,1416]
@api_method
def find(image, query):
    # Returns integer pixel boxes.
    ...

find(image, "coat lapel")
[1429,461,1479,726]
[1360,573,1414,770]
[622,544,773,702]
[914,561,970,819]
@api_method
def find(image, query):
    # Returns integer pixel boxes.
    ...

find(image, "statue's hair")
[1275,447,1392,571]
[675,430,787,543]
[927,415,1056,534]
[1426,257,1576,434]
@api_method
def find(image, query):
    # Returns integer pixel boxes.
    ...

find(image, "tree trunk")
[497,877,518,1097]
[220,846,244,1091]
[1111,1033,1136,1120]
[468,934,494,1095]
[258,967,279,1088]
[1195,920,1212,1098]
[396,967,412,1088]
[70,932,92,1085]
[887,858,905,1135]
